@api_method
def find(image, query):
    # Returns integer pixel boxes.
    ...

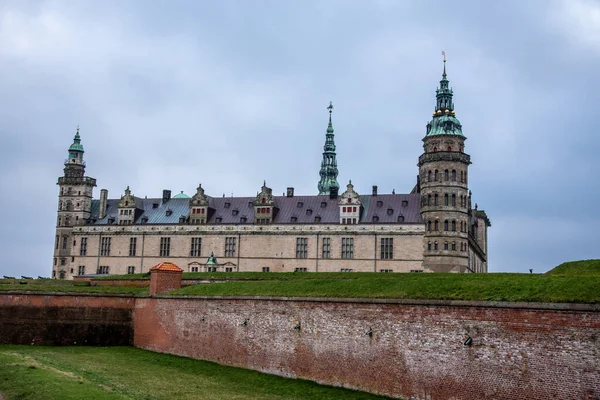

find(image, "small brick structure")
[149,262,183,296]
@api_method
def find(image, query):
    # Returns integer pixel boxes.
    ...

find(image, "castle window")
[224,202,230,208]
[127,266,135,274]
[321,201,327,208]
[444,220,449,231]
[97,266,109,274]
[452,242,456,251]
[342,218,346,224]
[80,238,87,256]
[78,266,85,276]
[322,237,331,258]
[291,216,298,222]
[452,170,456,181]
[232,209,239,216]
[190,237,201,257]
[159,237,170,257]
[215,217,222,223]
[100,237,111,256]
[55,235,59,249]
[297,202,303,208]
[152,203,159,209]
[434,241,438,250]
[295,237,308,259]
[240,216,247,223]
[444,242,449,250]
[434,194,438,206]
[62,235,68,250]
[373,216,379,222]
[444,169,449,181]
[341,238,354,259]
[427,221,432,232]
[266,208,270,214]
[261,198,266,204]
[380,238,393,260]
[125,201,129,206]
[397,215,405,222]
[343,207,347,212]
[377,200,383,207]
[434,220,439,231]
[434,170,439,181]
[460,171,464,183]
[428,170,432,181]
[452,220,456,232]
[201,208,205,214]
[142,216,149,224]
[402,200,408,207]
[348,198,352,203]
[447,146,452,152]
[225,237,236,257]
[306,209,313,215]
[433,147,438,152]
[428,241,432,250]
[129,237,137,257]
[427,195,431,206]
[387,208,393,215]
[314,216,321,222]
[445,194,449,206]
[262,267,270,272]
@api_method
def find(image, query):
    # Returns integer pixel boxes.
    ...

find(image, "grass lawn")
[0,346,390,400]
[0,282,147,295]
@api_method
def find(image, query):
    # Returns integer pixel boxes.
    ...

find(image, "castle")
[52,60,490,279]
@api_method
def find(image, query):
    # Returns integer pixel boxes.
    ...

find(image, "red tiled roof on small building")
[150,262,183,272]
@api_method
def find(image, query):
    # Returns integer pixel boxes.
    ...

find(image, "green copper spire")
[68,126,85,152]
[425,54,465,137]
[318,102,340,195]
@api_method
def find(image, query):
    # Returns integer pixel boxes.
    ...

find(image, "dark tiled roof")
[90,193,423,225]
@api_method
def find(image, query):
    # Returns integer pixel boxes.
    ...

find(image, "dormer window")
[232,209,239,216]
[179,216,186,223]
[125,201,129,206]
[291,216,298,222]
[314,216,321,222]
[142,216,148,224]
[297,202,303,208]
[215,217,222,223]
[402,200,408,207]
[248,201,253,208]
[108,217,115,224]
[166,209,172,217]
[240,216,247,223]
[377,201,383,207]
[348,198,352,203]
[261,198,266,204]
[387,208,393,215]
[152,203,159,209]
[224,202,231,208]
[398,215,405,222]
[373,216,379,222]
[306,209,312,216]
[321,201,327,208]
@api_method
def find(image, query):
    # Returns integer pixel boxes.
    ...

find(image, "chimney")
[329,187,338,199]
[372,185,378,196]
[99,189,108,220]
[162,190,171,204]
[287,187,294,197]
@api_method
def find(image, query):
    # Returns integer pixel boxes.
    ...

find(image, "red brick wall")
[149,271,182,295]
[134,297,600,400]
[0,293,135,346]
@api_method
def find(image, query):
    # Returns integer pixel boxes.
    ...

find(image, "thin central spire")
[318,102,340,195]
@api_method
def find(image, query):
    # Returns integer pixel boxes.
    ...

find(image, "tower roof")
[68,126,85,152]
[173,191,190,199]
[318,102,340,195]
[425,54,465,138]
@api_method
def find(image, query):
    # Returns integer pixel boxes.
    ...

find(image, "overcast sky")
[1,0,598,277]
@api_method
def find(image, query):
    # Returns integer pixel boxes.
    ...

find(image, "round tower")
[418,57,471,272]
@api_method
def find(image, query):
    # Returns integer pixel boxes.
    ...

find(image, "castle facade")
[52,62,490,279]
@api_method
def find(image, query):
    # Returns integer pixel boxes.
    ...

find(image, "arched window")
[444,220,449,231]
[447,146,452,152]
[444,194,449,206]
[62,235,68,249]
[444,242,449,250]
[452,194,456,207]
[444,169,449,181]
[460,171,464,182]
[433,147,438,152]
[465,172,468,184]
[434,241,438,250]
[434,220,439,231]
[452,170,456,181]
[427,221,432,232]
[452,220,456,231]
[434,170,439,181]
[428,241,432,250]
[427,194,431,206]
[428,170,432,181]
[452,242,456,251]
[434,194,438,206]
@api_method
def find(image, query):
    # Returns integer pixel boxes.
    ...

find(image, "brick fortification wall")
[134,297,600,400]
[0,294,135,346]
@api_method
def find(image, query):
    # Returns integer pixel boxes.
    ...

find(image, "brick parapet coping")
[1,292,598,311]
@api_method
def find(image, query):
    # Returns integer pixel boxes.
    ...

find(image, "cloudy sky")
[0,0,598,277]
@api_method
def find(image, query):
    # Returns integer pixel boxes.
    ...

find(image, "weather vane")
[442,51,446,63]
[327,101,333,115]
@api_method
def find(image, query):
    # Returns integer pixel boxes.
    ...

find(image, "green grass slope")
[545,259,600,277]
[0,346,390,400]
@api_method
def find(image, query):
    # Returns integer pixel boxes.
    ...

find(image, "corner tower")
[53,127,97,279]
[418,57,471,272]
[317,102,340,195]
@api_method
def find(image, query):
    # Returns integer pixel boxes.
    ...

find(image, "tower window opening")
[452,242,456,251]
[452,220,456,232]
[434,170,439,181]
[434,194,438,206]
[444,242,449,250]
[428,170,432,181]
[444,194,449,206]
[444,220,449,231]
[452,194,456,207]
[427,195,431,206]
[433,147,438,152]
[427,221,432,232]
[447,146,452,152]
[434,241,438,250]
[444,170,449,181]
[428,241,432,250]
[434,220,439,231]
[452,170,456,181]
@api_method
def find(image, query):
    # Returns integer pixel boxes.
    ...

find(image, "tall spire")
[318,102,340,195]
[425,53,465,137]
[69,125,84,152]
